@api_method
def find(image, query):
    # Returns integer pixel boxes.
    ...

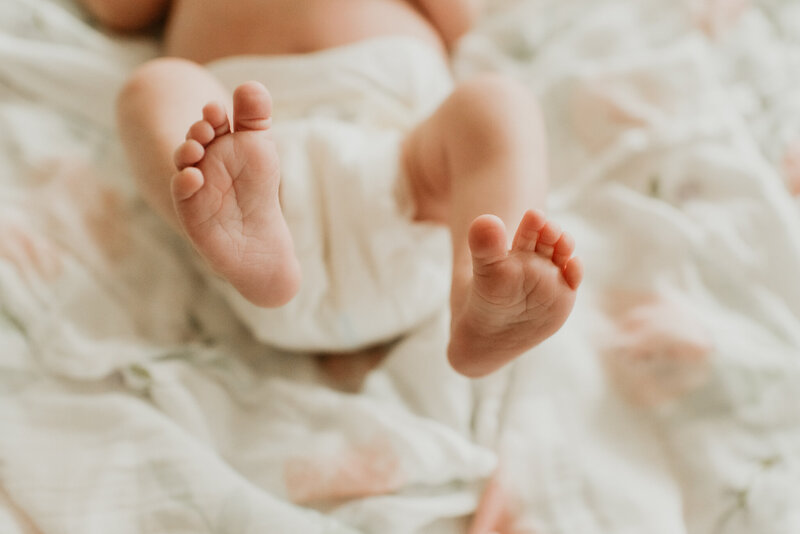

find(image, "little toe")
[202,101,231,135]
[174,139,205,170]
[552,232,576,268]
[562,256,584,290]
[468,214,509,269]
[233,81,273,132]
[171,167,205,202]
[511,209,547,252]
[186,120,215,146]
[535,221,562,258]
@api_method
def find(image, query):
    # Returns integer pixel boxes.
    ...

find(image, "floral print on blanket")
[27,158,133,266]
[0,158,134,287]
[0,220,64,284]
[600,290,713,408]
[782,140,800,196]
[690,0,752,37]
[3,0,800,532]
[470,471,517,534]
[284,435,403,504]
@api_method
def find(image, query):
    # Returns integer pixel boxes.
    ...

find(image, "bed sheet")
[1,0,800,533]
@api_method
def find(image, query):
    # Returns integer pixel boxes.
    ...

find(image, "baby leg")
[117,59,300,307]
[403,74,583,377]
[79,0,168,32]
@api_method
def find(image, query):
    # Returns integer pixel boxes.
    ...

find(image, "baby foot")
[448,210,583,377]
[172,82,300,307]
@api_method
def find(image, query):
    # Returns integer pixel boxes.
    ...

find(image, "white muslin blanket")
[206,38,454,352]
[2,0,800,533]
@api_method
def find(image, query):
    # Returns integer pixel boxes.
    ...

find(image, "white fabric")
[206,39,453,351]
[1,0,800,533]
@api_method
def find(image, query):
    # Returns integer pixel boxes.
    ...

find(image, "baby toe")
[202,101,231,135]
[171,167,205,202]
[186,120,215,146]
[469,214,509,270]
[233,81,273,132]
[535,221,561,258]
[562,256,584,290]
[512,209,547,252]
[174,139,205,170]
[552,232,575,268]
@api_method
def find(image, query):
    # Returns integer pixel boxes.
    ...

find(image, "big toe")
[233,81,273,132]
[468,214,508,268]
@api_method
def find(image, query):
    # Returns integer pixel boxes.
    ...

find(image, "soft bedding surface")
[2,0,800,533]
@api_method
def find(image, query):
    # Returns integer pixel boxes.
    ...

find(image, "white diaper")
[206,37,454,352]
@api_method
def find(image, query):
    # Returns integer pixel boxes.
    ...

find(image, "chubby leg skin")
[117,59,299,307]
[404,74,583,377]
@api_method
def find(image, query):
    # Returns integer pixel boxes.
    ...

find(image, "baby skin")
[103,0,583,378]
[171,80,582,377]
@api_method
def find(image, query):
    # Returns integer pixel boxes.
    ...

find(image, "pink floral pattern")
[782,140,800,196]
[284,436,403,504]
[0,220,64,284]
[469,470,520,534]
[600,291,714,407]
[26,159,132,266]
[691,0,752,37]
